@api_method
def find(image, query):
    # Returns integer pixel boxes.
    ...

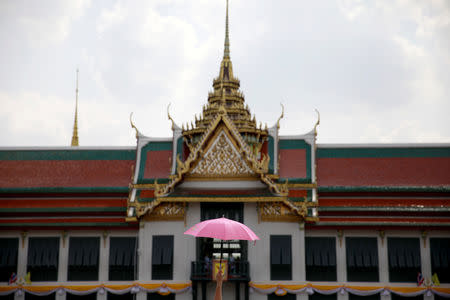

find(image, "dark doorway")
[198,203,247,266]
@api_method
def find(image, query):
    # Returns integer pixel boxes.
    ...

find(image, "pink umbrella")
[184,217,259,271]
[184,217,260,241]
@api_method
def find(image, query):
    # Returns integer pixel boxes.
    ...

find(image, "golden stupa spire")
[224,0,230,58]
[71,69,79,146]
[182,0,268,148]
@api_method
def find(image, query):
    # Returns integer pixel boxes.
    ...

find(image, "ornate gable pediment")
[151,109,288,197]
[189,127,256,178]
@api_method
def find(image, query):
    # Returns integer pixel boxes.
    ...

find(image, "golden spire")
[224,0,230,58]
[71,69,79,146]
[182,0,268,148]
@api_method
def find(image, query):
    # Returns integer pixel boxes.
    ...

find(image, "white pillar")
[292,224,302,281]
[421,234,431,278]
[58,232,69,282]
[135,291,147,300]
[378,233,389,283]
[298,224,306,282]
[99,233,109,281]
[139,222,151,281]
[379,233,390,300]
[17,233,28,281]
[336,233,346,282]
[97,233,109,300]
[337,234,348,300]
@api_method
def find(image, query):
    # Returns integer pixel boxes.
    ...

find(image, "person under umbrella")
[184,217,259,300]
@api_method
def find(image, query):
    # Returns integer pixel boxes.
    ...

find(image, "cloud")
[0,91,73,146]
[0,1,449,146]
[96,1,126,34]
[0,0,91,48]
[338,0,366,21]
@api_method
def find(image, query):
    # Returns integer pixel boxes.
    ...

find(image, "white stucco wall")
[245,202,306,283]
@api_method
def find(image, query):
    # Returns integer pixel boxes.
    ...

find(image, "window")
[68,237,100,281]
[349,294,380,300]
[66,293,97,300]
[27,237,59,281]
[201,202,243,222]
[346,237,379,282]
[109,237,137,281]
[152,235,173,280]
[305,237,336,281]
[430,238,450,283]
[0,238,18,282]
[309,293,336,300]
[388,238,421,282]
[147,293,175,300]
[270,235,292,280]
[199,203,247,269]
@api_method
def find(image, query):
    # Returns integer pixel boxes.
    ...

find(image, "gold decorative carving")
[259,202,299,222]
[190,131,254,177]
[287,183,317,188]
[134,198,161,219]
[259,200,311,222]
[145,202,186,221]
[152,111,284,197]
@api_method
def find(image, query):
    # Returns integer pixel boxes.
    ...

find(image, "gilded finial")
[224,0,230,58]
[276,103,284,130]
[167,103,180,131]
[129,112,142,139]
[71,69,79,146]
[314,109,320,136]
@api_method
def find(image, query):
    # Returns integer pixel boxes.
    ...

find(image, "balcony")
[191,260,250,281]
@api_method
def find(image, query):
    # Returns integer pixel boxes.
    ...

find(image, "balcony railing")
[191,260,250,281]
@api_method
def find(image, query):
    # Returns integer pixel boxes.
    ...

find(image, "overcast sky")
[1,0,449,147]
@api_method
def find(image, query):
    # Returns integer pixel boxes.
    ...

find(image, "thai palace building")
[1,2,450,300]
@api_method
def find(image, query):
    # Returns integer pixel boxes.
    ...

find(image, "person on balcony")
[214,269,224,300]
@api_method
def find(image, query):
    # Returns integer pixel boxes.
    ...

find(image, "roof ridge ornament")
[129,112,143,139]
[167,103,181,131]
[314,109,320,136]
[276,103,285,130]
